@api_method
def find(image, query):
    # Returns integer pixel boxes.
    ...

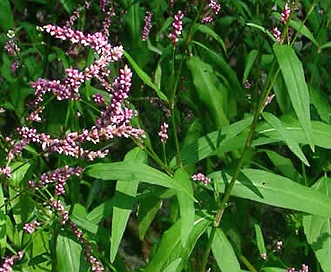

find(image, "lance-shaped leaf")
[175,169,195,246]
[273,44,314,150]
[144,217,211,272]
[262,112,309,166]
[211,228,241,272]
[85,162,194,200]
[110,148,147,262]
[208,169,331,217]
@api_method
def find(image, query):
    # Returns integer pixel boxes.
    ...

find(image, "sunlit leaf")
[86,162,194,200]
[211,228,241,272]
[208,169,331,217]
[175,169,194,246]
[56,234,88,272]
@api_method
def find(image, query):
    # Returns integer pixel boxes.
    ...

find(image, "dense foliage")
[1,0,331,271]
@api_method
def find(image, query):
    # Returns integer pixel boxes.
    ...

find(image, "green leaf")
[163,259,182,272]
[211,228,241,272]
[124,50,168,102]
[144,216,211,272]
[192,41,243,98]
[273,44,314,151]
[195,24,227,54]
[56,235,87,272]
[303,176,331,272]
[138,194,162,240]
[0,0,14,31]
[85,162,194,200]
[187,56,228,128]
[242,49,258,84]
[262,268,287,272]
[208,169,331,217]
[175,169,195,246]
[263,150,302,182]
[110,148,147,262]
[170,117,253,167]
[262,112,309,166]
[256,119,331,150]
[254,224,267,258]
[309,85,331,123]
[320,41,331,50]
[246,23,277,42]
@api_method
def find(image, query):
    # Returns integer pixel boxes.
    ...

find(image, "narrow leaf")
[196,24,227,54]
[110,148,147,262]
[246,23,277,42]
[273,44,314,150]
[262,112,309,166]
[254,224,267,257]
[187,56,228,128]
[124,50,168,102]
[208,169,331,217]
[138,195,162,240]
[211,228,241,272]
[145,217,211,272]
[86,162,194,200]
[242,49,258,84]
[175,169,195,246]
[170,117,253,167]
[303,176,331,272]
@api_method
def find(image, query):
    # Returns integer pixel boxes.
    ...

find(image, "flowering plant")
[0,0,331,271]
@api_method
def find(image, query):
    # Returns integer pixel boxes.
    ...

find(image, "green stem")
[169,53,184,168]
[200,59,280,272]
[200,227,216,271]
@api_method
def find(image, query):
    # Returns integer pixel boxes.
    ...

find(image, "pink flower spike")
[169,10,184,46]
[281,3,291,24]
[142,11,152,41]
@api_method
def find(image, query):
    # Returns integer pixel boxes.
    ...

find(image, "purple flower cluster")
[286,264,309,272]
[169,10,184,46]
[273,27,281,42]
[0,251,24,272]
[50,199,69,225]
[0,167,11,178]
[201,0,221,23]
[142,11,153,41]
[28,166,83,195]
[207,0,221,15]
[4,40,20,57]
[191,173,211,185]
[23,221,40,234]
[281,3,291,24]
[100,0,109,12]
[69,221,104,271]
[158,122,169,143]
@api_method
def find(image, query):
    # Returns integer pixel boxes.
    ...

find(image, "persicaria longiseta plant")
[0,0,331,271]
